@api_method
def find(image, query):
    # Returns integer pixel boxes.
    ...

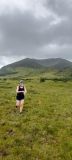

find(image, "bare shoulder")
[17,85,19,88]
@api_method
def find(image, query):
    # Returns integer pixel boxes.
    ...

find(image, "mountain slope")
[2,58,43,69]
[0,58,72,76]
[1,58,72,69]
[37,58,72,69]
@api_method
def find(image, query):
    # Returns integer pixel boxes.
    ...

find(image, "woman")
[16,80,27,113]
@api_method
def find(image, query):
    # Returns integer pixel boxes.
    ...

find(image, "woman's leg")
[20,100,24,113]
[16,100,20,108]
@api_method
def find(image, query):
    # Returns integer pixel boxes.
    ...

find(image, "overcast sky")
[0,0,72,67]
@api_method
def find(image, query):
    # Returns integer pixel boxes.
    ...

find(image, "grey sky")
[0,0,72,67]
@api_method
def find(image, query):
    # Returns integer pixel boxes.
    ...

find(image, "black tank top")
[18,85,24,91]
[17,85,24,100]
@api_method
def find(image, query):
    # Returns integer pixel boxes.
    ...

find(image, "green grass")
[0,78,72,160]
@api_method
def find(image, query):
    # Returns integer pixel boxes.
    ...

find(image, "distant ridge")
[2,58,72,69]
[2,58,43,69]
[0,58,72,76]
[37,58,72,69]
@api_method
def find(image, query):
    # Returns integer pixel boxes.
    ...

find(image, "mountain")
[1,58,72,69]
[4,58,43,69]
[37,58,72,69]
[0,58,72,76]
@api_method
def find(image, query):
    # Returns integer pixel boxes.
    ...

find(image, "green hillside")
[0,58,72,76]
[0,60,72,159]
[0,77,72,160]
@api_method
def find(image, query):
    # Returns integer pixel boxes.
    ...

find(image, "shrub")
[40,77,46,82]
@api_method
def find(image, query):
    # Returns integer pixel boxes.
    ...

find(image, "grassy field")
[0,77,72,160]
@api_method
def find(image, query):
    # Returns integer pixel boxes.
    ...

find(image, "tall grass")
[0,78,72,160]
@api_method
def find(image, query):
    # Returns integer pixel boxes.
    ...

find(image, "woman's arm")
[16,86,20,93]
[24,86,27,95]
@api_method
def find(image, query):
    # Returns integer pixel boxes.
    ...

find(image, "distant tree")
[40,77,46,83]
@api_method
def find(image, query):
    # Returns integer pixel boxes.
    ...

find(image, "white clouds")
[0,0,71,66]
[39,43,72,59]
[0,0,61,22]
[0,0,47,17]
[40,44,58,52]
[46,0,72,18]
[0,0,26,14]
[0,55,26,68]
[0,31,4,42]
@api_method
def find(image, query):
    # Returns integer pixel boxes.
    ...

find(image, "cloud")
[0,0,72,66]
[46,0,72,17]
[0,10,62,56]
[0,0,49,18]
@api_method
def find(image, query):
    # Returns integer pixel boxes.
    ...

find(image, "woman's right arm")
[16,86,19,93]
